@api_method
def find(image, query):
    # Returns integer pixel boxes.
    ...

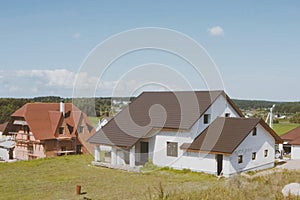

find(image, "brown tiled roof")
[0,122,8,132]
[181,117,282,155]
[10,103,95,141]
[281,126,300,145]
[88,90,243,147]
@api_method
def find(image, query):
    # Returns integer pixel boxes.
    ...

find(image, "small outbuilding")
[281,126,300,159]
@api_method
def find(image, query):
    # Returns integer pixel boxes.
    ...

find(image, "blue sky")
[0,1,299,100]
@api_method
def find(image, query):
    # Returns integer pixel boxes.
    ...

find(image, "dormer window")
[252,127,257,136]
[204,114,210,124]
[225,113,230,117]
[59,127,64,135]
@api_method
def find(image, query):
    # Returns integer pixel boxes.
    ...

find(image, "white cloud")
[208,26,224,37]
[17,69,76,88]
[72,32,81,39]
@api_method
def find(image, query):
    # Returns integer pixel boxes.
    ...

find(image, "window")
[78,126,84,133]
[225,113,230,117]
[264,149,268,157]
[238,155,243,164]
[203,114,210,124]
[252,127,257,136]
[76,145,82,154]
[61,146,66,151]
[28,145,34,154]
[252,152,256,160]
[167,142,178,157]
[59,127,64,135]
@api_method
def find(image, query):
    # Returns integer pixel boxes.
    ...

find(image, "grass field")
[88,116,100,126]
[273,123,300,136]
[1,155,300,199]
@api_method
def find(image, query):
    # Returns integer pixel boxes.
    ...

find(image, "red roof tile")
[10,103,94,140]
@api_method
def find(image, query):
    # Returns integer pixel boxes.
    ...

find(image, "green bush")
[290,112,300,123]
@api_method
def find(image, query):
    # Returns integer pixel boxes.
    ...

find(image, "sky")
[0,1,299,101]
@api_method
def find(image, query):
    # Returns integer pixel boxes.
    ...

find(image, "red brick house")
[4,102,95,160]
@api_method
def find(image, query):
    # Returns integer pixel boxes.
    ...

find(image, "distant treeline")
[0,96,118,124]
[232,99,300,114]
[0,96,300,124]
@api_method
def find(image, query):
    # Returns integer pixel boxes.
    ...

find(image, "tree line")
[0,96,114,124]
[232,99,300,114]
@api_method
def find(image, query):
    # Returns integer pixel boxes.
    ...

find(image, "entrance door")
[140,142,149,164]
[9,149,13,160]
[216,154,223,176]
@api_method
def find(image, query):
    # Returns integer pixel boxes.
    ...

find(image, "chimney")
[60,99,65,116]
[105,111,109,117]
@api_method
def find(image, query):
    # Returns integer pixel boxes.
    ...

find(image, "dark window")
[225,113,230,117]
[167,142,178,157]
[28,145,34,154]
[203,114,210,124]
[67,124,73,134]
[59,127,64,134]
[76,145,82,154]
[238,155,243,164]
[264,149,268,157]
[252,127,257,136]
[78,126,84,133]
[252,152,256,160]
[61,146,66,151]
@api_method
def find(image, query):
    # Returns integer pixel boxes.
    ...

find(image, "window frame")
[78,126,84,133]
[58,127,64,135]
[166,142,178,157]
[252,152,256,160]
[264,149,268,157]
[238,155,243,164]
[252,127,257,136]
[203,114,210,124]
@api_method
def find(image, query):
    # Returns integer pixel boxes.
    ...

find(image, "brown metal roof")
[281,126,300,145]
[181,117,282,155]
[88,90,243,147]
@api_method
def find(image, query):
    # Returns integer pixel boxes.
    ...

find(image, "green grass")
[88,116,100,126]
[0,155,215,200]
[2,155,300,199]
[273,123,300,136]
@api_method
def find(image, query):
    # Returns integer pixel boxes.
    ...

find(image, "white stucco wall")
[151,95,240,170]
[224,124,275,176]
[151,122,275,176]
[0,148,14,161]
[291,145,300,159]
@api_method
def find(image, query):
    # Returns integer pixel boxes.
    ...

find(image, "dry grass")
[1,155,300,199]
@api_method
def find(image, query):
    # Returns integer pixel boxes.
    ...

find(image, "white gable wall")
[224,124,275,176]
[291,145,300,159]
[151,94,240,168]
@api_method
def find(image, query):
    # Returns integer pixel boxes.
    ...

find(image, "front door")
[140,142,149,164]
[216,154,223,176]
[8,149,13,160]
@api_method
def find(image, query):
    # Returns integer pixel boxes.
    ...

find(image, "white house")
[281,126,300,159]
[88,91,282,177]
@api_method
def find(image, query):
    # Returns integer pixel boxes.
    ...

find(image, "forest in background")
[1,96,300,124]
